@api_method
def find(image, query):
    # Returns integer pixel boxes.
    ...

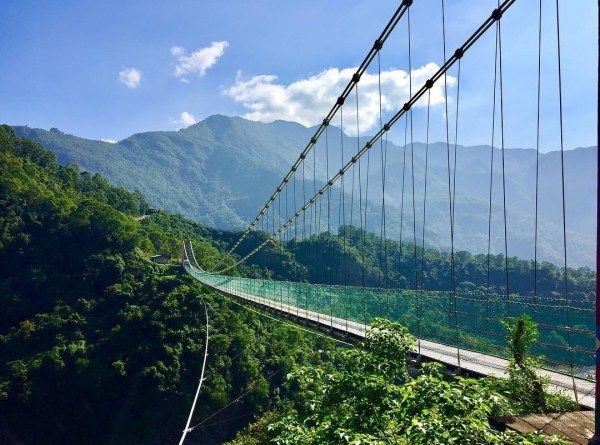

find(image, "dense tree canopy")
[227,225,594,298]
[0,126,334,444]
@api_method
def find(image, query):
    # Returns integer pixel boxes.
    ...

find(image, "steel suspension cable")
[272,194,276,240]
[339,106,346,286]
[453,58,462,362]
[364,129,371,256]
[356,85,367,328]
[293,170,297,240]
[302,159,306,242]
[286,177,289,243]
[340,107,349,331]
[350,143,356,230]
[349,91,358,232]
[451,61,461,233]
[534,0,542,303]
[555,0,577,401]
[278,194,283,311]
[313,139,318,279]
[178,295,210,444]
[441,0,460,369]
[399,115,408,287]
[407,7,420,353]
[419,90,432,354]
[282,172,298,305]
[355,84,363,273]
[498,7,510,315]
[318,182,323,235]
[326,126,332,288]
[353,88,367,329]
[205,0,516,275]
[183,307,350,436]
[377,51,388,290]
[209,1,414,269]
[441,0,454,274]
[408,7,418,292]
[487,20,499,305]
[187,367,284,433]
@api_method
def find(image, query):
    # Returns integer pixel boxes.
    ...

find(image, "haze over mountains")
[13,115,597,267]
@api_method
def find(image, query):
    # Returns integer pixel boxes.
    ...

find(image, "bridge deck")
[207,282,595,409]
[500,411,594,444]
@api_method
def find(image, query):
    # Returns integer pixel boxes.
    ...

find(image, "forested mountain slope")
[12,116,597,267]
[0,126,333,444]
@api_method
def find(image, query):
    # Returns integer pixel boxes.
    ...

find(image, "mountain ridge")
[11,115,597,267]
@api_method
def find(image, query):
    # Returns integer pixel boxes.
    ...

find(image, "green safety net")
[184,262,595,379]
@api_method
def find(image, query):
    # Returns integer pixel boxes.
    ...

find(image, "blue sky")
[0,0,596,150]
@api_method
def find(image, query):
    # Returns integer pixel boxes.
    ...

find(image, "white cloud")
[225,63,455,135]
[172,41,229,82]
[173,111,198,128]
[170,46,184,56]
[118,67,142,89]
[101,138,117,144]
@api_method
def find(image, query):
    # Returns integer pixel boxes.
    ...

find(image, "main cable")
[205,0,517,275]
[209,1,414,269]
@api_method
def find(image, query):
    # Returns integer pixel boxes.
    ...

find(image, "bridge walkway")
[197,272,595,409]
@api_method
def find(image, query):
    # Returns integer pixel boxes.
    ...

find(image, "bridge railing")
[184,258,595,381]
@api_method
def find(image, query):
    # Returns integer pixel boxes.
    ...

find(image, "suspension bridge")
[183,241,595,408]
[179,0,599,442]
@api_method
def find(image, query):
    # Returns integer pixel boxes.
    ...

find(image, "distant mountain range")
[12,115,597,267]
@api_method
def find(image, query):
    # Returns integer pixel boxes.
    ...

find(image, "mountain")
[11,116,597,267]
[12,116,308,229]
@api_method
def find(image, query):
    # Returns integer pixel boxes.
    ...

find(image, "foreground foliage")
[481,316,578,416]
[231,318,573,445]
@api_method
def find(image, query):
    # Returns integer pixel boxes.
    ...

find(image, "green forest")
[0,126,337,443]
[224,226,595,298]
[0,127,586,444]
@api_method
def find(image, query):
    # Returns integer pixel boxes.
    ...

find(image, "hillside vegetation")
[0,126,334,444]
[12,116,597,267]
[235,225,595,296]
